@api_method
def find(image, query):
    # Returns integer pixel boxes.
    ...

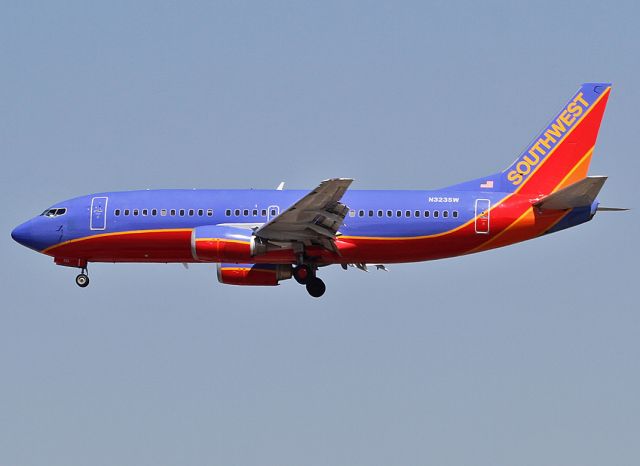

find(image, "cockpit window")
[41,208,67,218]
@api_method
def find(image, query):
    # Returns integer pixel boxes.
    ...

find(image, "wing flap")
[255,178,353,249]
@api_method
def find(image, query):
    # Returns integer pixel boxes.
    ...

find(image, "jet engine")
[192,225,294,263]
[192,225,254,262]
[216,263,293,286]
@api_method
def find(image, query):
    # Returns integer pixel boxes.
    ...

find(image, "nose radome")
[11,221,33,247]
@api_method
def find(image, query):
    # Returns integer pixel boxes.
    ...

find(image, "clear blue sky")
[1,1,638,465]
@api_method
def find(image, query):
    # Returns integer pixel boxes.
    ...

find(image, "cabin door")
[474,199,490,234]
[90,196,109,231]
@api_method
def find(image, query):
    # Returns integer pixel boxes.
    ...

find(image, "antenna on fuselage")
[276,181,285,190]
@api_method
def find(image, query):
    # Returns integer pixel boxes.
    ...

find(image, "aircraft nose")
[11,221,33,247]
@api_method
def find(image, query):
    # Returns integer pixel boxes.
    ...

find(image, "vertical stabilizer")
[500,83,611,195]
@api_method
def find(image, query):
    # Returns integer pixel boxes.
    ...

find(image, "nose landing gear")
[75,267,90,288]
[293,264,326,298]
[54,258,90,288]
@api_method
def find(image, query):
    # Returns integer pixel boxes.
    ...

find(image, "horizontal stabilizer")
[597,206,629,212]
[534,176,607,211]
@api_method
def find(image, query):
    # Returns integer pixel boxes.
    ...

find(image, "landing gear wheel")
[305,277,326,298]
[75,273,90,288]
[293,264,312,284]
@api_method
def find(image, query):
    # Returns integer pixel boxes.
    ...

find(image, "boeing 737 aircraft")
[12,83,623,297]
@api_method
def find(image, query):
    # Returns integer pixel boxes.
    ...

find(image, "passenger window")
[349,210,356,217]
[234,209,240,216]
[443,210,449,218]
[270,209,277,216]
[225,209,231,216]
[368,210,374,217]
[142,209,148,216]
[405,210,411,217]
[424,210,430,218]
[133,209,139,216]
[396,210,402,217]
[152,209,157,216]
[414,210,421,217]
[387,210,392,217]
[170,209,176,216]
[179,209,185,217]
[208,209,214,216]
[189,209,194,216]
[377,210,383,217]
[434,211,439,218]
[243,209,249,216]
[358,210,364,217]
[197,209,204,216]
[160,209,167,216]
[261,209,267,216]
[115,209,121,216]
[252,209,258,216]
[124,209,130,216]
[453,211,459,218]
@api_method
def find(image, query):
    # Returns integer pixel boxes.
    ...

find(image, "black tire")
[305,277,326,298]
[293,264,312,285]
[75,273,90,288]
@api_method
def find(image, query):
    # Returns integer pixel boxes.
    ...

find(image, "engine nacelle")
[216,263,292,286]
[191,225,295,263]
[192,225,256,262]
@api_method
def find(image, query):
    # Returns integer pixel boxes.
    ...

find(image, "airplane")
[11,82,625,297]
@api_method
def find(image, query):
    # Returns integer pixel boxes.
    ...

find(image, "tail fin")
[500,83,612,195]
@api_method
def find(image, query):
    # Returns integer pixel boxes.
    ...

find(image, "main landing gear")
[305,277,326,298]
[75,267,90,288]
[293,264,326,298]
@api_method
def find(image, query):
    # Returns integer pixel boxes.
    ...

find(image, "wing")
[255,178,353,252]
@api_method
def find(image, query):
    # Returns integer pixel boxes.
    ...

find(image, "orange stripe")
[466,208,532,253]
[552,147,594,192]
[341,89,609,243]
[467,148,596,254]
[465,88,610,253]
